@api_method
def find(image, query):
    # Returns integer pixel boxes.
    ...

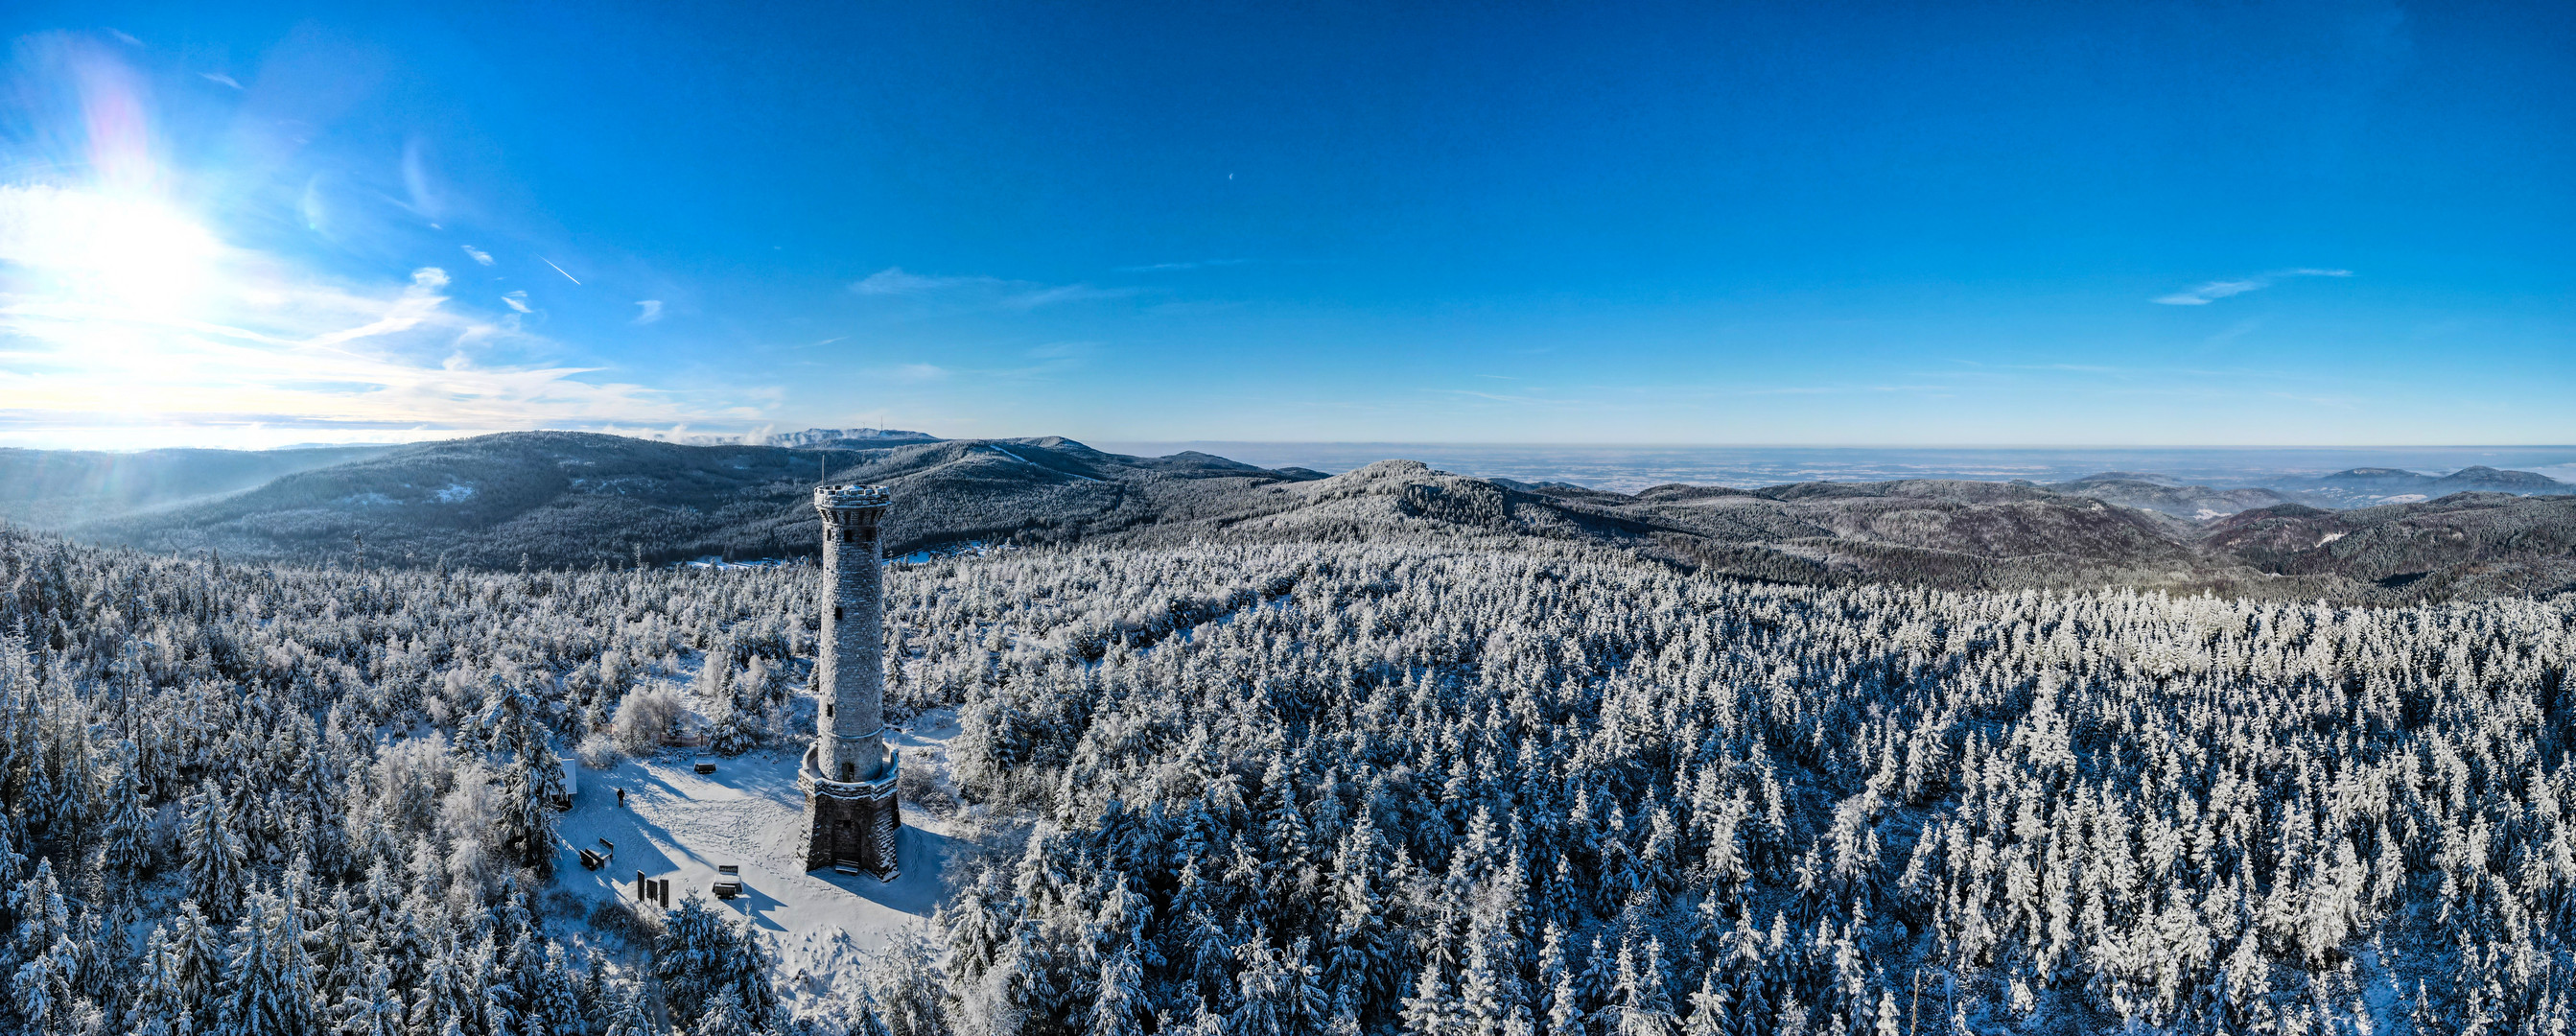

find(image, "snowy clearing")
[550,709,968,980]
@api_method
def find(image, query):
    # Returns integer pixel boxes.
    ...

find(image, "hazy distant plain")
[1098,443,2576,494]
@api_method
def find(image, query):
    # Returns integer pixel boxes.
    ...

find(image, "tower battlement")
[815,484,891,511]
[803,482,900,879]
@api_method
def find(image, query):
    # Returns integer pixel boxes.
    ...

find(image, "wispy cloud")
[852,268,1002,295]
[0,184,753,447]
[2263,389,2364,410]
[1959,359,2307,382]
[199,72,240,89]
[633,299,663,324]
[1141,299,1245,318]
[1426,388,1580,407]
[1025,341,1094,360]
[851,266,1136,310]
[1723,384,1958,397]
[1116,258,1250,272]
[0,42,774,449]
[2001,363,2123,374]
[2153,268,2351,305]
[2205,318,2263,346]
[863,341,1101,385]
[1000,283,1136,309]
[538,256,581,285]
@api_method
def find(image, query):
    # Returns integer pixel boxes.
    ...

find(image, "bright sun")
[0,184,224,312]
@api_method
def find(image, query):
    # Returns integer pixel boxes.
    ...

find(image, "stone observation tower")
[799,484,901,879]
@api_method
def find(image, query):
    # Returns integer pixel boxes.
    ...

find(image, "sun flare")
[0,184,222,312]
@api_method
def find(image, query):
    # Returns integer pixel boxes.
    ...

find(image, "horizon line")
[7,427,2576,456]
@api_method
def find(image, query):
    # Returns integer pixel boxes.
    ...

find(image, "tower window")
[833,606,843,621]
[839,762,855,781]
[825,704,834,718]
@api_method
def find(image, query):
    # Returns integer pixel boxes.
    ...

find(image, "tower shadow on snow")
[808,826,958,917]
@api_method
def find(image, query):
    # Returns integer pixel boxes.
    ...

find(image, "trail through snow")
[985,444,1103,482]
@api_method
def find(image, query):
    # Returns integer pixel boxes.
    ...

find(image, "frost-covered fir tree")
[1089,946,1147,1036]
[526,943,588,1036]
[480,681,566,876]
[9,934,78,1036]
[218,888,317,1036]
[694,989,757,1036]
[338,961,406,1036]
[129,925,185,1036]
[656,893,777,1030]
[98,743,152,878]
[165,902,226,1036]
[707,673,760,758]
[863,926,948,1036]
[599,982,654,1036]
[182,782,248,924]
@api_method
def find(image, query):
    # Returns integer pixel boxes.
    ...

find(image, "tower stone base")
[800,744,901,879]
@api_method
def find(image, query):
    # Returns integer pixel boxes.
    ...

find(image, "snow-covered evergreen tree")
[339,961,407,1036]
[98,744,152,878]
[182,782,248,924]
[218,888,317,1036]
[598,983,654,1036]
[657,893,778,1030]
[479,681,566,877]
[708,699,759,759]
[694,989,757,1036]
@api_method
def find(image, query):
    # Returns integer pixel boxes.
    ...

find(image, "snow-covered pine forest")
[2,524,2571,1034]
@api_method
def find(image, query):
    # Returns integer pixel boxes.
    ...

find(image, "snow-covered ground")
[681,544,1017,569]
[550,709,969,996]
[681,556,798,570]
[893,541,1017,565]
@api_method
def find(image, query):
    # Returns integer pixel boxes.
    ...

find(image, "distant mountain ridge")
[2283,464,2575,506]
[32,432,2576,602]
[2041,474,2296,519]
[663,427,944,448]
[2032,465,2571,515]
[761,427,943,448]
[70,432,1325,570]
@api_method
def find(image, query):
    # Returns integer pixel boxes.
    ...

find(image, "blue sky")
[0,0,2567,448]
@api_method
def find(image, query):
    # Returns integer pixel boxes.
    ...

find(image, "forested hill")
[69,432,1327,571]
[38,432,2576,601]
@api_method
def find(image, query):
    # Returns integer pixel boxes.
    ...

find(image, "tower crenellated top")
[815,484,891,517]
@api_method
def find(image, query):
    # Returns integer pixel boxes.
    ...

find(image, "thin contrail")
[539,256,582,285]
